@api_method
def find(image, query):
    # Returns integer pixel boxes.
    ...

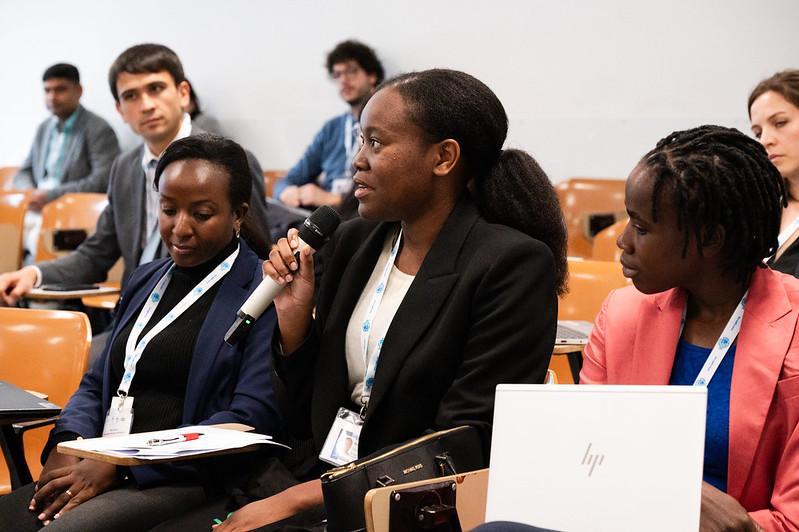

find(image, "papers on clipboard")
[27,285,120,299]
[58,426,288,461]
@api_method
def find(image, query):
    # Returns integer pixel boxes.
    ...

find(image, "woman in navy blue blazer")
[0,135,280,532]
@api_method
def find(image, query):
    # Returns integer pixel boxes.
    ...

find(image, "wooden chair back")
[263,170,287,198]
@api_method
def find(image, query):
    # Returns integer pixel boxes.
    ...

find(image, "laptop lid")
[0,380,61,420]
[486,384,707,532]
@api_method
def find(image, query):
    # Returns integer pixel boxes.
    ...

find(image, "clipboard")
[27,283,120,300]
[364,468,489,532]
[56,423,283,466]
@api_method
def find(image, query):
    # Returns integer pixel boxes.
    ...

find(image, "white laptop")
[555,320,593,345]
[486,384,707,532]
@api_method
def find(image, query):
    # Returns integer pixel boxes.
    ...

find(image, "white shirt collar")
[141,113,193,169]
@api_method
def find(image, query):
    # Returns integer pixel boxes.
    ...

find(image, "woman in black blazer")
[211,69,567,532]
[749,70,799,275]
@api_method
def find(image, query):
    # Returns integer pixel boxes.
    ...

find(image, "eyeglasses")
[330,65,363,81]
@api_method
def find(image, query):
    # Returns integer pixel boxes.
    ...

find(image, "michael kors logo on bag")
[581,442,604,477]
[403,463,423,475]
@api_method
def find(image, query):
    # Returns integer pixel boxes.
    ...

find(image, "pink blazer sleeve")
[580,290,613,385]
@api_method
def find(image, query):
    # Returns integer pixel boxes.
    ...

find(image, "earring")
[235,226,241,239]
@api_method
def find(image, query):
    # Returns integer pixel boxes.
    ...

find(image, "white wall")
[0,0,796,183]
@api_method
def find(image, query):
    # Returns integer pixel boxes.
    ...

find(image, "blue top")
[670,338,736,492]
[43,106,82,182]
[273,111,356,199]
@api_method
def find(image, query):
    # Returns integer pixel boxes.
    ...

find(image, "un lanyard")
[359,229,403,415]
[678,290,747,387]
[118,245,239,397]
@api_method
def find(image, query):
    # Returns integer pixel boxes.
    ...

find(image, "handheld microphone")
[224,206,342,345]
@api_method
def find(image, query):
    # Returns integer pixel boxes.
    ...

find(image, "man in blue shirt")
[274,40,384,211]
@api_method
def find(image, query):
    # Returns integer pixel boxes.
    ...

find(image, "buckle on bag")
[434,453,457,476]
[376,475,395,487]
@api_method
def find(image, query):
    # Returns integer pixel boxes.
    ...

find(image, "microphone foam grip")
[299,206,342,249]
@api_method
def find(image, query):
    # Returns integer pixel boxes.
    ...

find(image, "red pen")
[146,432,203,446]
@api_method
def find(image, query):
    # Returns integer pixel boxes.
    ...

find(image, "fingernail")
[291,239,297,247]
[290,262,298,271]
[277,277,285,284]
[54,513,60,519]
[38,513,46,520]
[285,274,293,282]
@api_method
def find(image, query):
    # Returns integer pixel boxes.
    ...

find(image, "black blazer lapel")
[183,243,256,421]
[364,200,480,420]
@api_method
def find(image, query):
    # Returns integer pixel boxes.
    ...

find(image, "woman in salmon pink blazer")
[581,125,799,532]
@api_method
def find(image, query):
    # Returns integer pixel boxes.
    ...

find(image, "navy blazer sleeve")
[46,249,280,487]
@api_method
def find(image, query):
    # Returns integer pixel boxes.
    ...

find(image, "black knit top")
[108,238,238,433]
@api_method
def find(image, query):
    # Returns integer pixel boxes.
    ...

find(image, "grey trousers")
[0,481,208,532]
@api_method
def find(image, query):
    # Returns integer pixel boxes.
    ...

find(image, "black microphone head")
[299,206,342,250]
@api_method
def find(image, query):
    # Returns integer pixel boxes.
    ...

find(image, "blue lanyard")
[679,290,747,387]
[359,229,402,415]
[118,246,239,396]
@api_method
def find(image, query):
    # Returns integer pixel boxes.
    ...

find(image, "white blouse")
[345,231,415,404]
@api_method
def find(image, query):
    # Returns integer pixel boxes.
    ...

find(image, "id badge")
[102,396,134,437]
[331,178,353,196]
[319,407,362,466]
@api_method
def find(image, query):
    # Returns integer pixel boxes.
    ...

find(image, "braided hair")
[640,125,785,284]
[380,69,568,295]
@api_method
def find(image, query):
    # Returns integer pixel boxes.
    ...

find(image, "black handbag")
[320,425,485,532]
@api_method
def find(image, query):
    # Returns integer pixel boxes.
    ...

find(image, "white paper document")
[59,426,287,461]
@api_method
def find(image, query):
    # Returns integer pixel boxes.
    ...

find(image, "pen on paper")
[146,432,203,446]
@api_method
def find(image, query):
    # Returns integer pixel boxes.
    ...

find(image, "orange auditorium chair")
[0,191,29,272]
[555,177,626,258]
[592,218,627,262]
[0,308,91,493]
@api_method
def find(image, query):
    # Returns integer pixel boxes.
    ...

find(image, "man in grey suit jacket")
[0,44,271,305]
[11,63,119,211]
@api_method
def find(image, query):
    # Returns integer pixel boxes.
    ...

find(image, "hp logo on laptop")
[581,443,605,476]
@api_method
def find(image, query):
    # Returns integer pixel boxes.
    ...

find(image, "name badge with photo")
[319,407,363,466]
[102,395,134,437]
